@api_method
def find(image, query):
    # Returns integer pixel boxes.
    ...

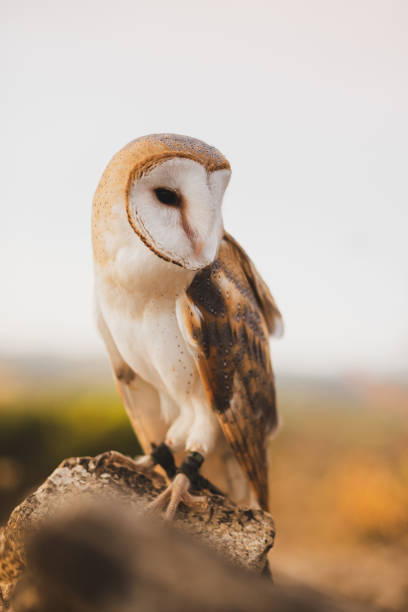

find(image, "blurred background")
[1,1,407,610]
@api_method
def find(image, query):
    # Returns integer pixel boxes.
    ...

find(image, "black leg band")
[178,451,225,496]
[151,442,177,479]
[177,451,204,488]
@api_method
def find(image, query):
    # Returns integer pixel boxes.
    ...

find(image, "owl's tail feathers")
[202,440,257,509]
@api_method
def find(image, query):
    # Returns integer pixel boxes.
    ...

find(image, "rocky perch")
[0,451,274,608]
[0,452,375,612]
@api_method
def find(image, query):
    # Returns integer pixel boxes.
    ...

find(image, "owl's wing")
[223,232,283,337]
[178,233,282,510]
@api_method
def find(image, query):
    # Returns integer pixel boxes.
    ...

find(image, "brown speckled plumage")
[179,234,282,510]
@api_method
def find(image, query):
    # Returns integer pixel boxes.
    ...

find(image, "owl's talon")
[148,451,207,520]
[94,450,157,476]
[148,472,206,521]
[183,490,207,506]
[93,450,139,473]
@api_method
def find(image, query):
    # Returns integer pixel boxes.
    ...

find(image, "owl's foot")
[93,446,175,479]
[148,451,208,520]
[94,450,143,473]
[148,472,207,520]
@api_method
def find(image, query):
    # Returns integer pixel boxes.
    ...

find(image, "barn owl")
[92,134,282,518]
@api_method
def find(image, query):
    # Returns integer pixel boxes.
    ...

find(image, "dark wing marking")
[179,234,281,510]
[223,232,283,336]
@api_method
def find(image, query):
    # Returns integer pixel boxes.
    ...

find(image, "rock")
[0,452,377,612]
[0,451,275,606]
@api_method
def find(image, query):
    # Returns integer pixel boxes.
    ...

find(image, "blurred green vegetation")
[0,387,140,521]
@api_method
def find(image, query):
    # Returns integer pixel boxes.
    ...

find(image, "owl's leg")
[148,451,206,520]
[148,442,177,479]
[148,399,226,518]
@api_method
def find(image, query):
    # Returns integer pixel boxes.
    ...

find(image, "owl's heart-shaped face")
[127,157,231,270]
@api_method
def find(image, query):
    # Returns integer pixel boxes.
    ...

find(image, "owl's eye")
[154,188,180,206]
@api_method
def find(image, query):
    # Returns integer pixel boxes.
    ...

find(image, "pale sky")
[1,0,407,377]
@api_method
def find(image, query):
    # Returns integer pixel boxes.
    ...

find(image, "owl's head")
[93,134,231,271]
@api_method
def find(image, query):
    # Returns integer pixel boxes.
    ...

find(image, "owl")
[92,134,282,518]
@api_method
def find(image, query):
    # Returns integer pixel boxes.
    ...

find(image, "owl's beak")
[181,209,204,256]
[192,238,204,256]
